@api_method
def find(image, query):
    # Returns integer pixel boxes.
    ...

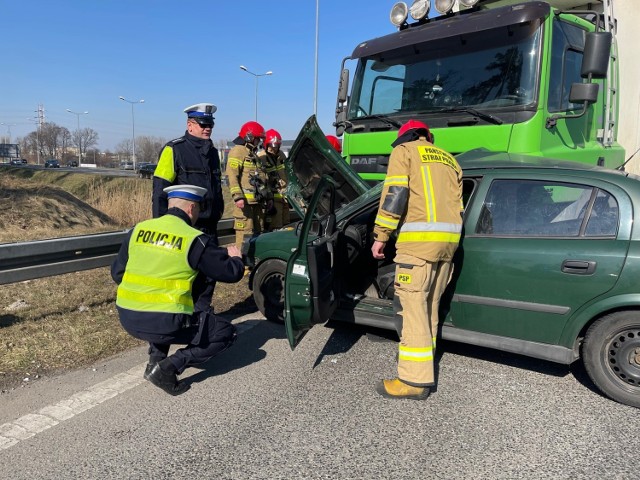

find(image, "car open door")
[284,176,340,349]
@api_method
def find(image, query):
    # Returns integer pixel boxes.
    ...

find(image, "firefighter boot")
[375,378,430,400]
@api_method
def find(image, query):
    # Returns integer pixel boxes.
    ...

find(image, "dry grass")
[0,167,249,392]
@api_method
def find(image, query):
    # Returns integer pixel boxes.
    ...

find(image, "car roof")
[457,149,630,179]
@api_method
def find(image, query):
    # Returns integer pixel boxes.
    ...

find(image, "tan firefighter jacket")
[373,137,463,262]
[226,144,271,205]
[258,150,288,201]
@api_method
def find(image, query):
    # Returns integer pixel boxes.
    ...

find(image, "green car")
[247,116,640,408]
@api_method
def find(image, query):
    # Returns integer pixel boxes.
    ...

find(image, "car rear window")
[476,179,618,237]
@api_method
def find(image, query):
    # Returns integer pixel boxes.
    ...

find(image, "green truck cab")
[334,1,623,183]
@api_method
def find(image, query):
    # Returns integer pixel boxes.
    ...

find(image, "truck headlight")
[390,2,409,27]
[434,0,455,14]
[409,0,430,20]
[459,0,480,7]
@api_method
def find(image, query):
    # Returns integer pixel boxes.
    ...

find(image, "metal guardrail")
[0,218,238,285]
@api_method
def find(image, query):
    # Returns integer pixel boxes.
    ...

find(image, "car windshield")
[348,21,541,118]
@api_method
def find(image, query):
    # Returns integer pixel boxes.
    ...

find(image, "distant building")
[0,143,20,163]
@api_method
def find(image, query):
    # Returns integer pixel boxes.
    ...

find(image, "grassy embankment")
[0,167,247,391]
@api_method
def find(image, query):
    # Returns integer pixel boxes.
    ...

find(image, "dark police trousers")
[126,311,236,375]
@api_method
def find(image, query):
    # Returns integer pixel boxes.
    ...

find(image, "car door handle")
[561,260,596,275]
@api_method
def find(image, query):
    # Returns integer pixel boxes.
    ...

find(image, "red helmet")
[264,129,282,149]
[239,121,265,142]
[326,135,342,154]
[397,120,430,138]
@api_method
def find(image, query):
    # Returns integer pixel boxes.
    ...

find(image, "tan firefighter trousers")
[233,203,265,249]
[394,253,453,386]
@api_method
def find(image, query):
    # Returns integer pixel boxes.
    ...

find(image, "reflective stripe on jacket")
[116,215,202,313]
[226,144,270,205]
[258,150,288,201]
[373,138,463,261]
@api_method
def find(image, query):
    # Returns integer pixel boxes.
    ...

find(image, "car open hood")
[285,115,370,218]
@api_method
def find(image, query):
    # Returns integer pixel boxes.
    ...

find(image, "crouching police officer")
[111,185,245,396]
[371,120,463,400]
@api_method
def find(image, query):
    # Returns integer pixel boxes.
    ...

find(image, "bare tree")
[136,135,168,164]
[71,127,98,163]
[116,139,133,161]
[40,123,70,159]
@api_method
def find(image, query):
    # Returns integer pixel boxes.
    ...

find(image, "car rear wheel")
[252,259,286,323]
[583,311,640,408]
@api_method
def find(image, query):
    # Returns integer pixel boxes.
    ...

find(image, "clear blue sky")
[1,1,394,150]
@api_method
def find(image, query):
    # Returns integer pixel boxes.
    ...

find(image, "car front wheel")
[583,311,640,408]
[252,259,286,323]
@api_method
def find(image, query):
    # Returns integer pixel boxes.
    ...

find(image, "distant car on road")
[9,159,24,166]
[66,160,78,167]
[44,159,60,168]
[120,162,134,170]
[138,163,156,179]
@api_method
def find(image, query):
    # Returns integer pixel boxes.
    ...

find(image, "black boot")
[143,362,157,380]
[147,364,190,396]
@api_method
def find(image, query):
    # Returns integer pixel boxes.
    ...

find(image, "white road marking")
[0,314,265,451]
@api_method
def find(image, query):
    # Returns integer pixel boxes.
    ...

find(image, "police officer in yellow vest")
[259,128,289,230]
[226,121,272,249]
[371,120,463,400]
[112,185,244,396]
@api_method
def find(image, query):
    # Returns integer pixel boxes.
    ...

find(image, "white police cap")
[163,184,207,203]
[184,103,217,123]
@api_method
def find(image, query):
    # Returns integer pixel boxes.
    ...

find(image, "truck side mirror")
[338,68,350,103]
[335,110,347,137]
[546,83,599,129]
[569,82,599,104]
[581,31,612,79]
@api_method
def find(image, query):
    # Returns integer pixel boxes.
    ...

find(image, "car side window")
[476,179,618,237]
[585,190,619,236]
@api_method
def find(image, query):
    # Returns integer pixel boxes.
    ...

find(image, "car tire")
[583,311,640,408]
[252,259,286,323]
[139,172,144,178]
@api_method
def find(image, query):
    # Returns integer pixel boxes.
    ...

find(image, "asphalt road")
[0,311,637,479]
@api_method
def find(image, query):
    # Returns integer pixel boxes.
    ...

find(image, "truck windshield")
[348,21,542,119]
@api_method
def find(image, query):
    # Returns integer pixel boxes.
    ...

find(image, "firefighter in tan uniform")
[226,121,272,249]
[371,120,463,400]
[259,129,289,230]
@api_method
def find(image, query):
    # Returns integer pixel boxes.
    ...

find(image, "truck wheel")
[252,259,286,323]
[583,311,640,408]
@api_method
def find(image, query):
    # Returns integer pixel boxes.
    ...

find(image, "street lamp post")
[66,108,89,165]
[119,96,144,170]
[239,65,273,122]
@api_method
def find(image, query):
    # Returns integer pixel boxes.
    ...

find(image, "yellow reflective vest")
[116,215,202,314]
[373,138,463,262]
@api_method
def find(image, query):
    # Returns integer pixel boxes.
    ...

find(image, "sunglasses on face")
[197,122,214,129]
